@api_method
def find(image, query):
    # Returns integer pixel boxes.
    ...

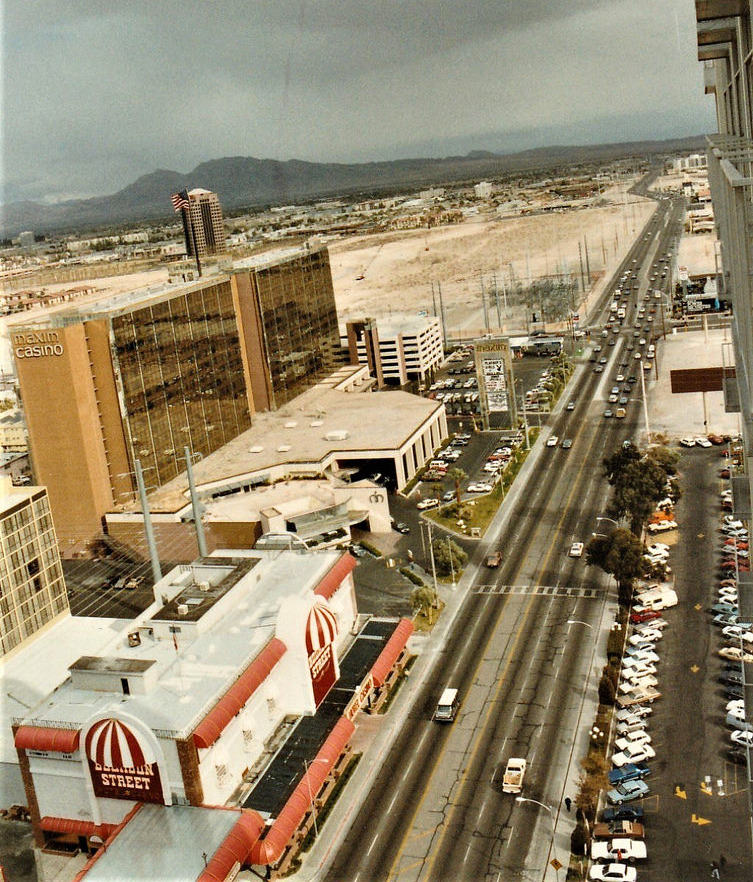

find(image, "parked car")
[601,806,644,823]
[588,864,637,882]
[417,498,440,510]
[591,838,647,863]
[607,763,651,785]
[612,742,656,767]
[593,820,645,841]
[629,609,662,625]
[616,705,652,722]
[607,778,650,804]
[731,730,753,747]
[719,646,753,662]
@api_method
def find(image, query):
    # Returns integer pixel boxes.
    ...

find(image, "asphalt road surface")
[324,182,736,882]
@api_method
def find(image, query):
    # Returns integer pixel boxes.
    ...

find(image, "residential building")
[344,314,444,387]
[181,188,226,257]
[474,181,493,199]
[0,480,69,657]
[0,408,27,451]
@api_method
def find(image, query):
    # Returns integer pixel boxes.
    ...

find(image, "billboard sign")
[84,717,164,804]
[474,338,517,427]
[305,601,339,707]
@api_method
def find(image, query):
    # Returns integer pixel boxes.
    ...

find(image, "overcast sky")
[3,0,715,204]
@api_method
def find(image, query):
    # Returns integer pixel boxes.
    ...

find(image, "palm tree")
[447,467,467,507]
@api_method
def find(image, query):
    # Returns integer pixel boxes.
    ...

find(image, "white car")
[589,863,637,882]
[615,730,652,750]
[612,741,656,767]
[723,517,744,528]
[622,662,657,679]
[624,649,660,665]
[648,520,678,534]
[722,625,753,641]
[592,838,648,863]
[695,437,713,448]
[719,646,753,662]
[727,699,745,714]
[619,675,659,694]
[731,730,753,747]
[646,543,670,554]
[569,542,584,558]
[616,718,649,736]
[629,629,662,645]
[616,705,652,721]
[416,498,440,510]
[546,435,559,447]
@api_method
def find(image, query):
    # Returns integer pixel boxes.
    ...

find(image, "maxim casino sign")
[84,717,165,804]
[12,329,64,358]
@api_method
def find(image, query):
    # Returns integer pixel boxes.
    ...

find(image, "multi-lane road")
[327,181,683,880]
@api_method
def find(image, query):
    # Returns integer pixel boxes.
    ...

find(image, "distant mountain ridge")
[2,134,706,236]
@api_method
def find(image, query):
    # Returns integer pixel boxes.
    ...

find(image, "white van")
[433,688,459,722]
[633,587,678,612]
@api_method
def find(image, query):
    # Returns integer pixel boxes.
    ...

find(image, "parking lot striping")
[474,584,599,599]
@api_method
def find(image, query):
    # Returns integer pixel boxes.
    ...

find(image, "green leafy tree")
[603,444,641,486]
[434,538,468,577]
[610,458,668,534]
[447,467,467,507]
[411,585,436,622]
[586,528,643,605]
[646,445,680,476]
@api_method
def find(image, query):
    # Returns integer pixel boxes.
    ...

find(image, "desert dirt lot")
[329,185,655,336]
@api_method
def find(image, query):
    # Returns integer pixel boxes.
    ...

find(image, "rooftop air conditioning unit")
[284,421,297,428]
[310,420,323,427]
[177,603,189,616]
[197,581,210,592]
[325,430,349,441]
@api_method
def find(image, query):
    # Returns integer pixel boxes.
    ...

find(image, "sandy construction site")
[329,185,655,336]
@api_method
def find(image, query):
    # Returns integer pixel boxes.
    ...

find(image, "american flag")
[171,189,190,212]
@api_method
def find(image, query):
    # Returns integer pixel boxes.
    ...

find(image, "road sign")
[550,858,563,871]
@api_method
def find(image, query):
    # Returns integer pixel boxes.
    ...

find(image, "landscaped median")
[424,427,540,537]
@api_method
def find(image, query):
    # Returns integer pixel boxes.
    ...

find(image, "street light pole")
[515,796,559,878]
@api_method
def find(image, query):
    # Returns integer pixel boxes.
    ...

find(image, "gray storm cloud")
[3,0,714,204]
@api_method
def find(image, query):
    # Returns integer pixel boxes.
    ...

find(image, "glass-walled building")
[111,280,251,489]
[238,246,341,409]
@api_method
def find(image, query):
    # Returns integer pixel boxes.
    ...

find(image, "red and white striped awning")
[85,718,154,769]
[305,601,338,654]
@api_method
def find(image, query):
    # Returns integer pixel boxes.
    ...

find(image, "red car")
[720,578,738,588]
[630,609,663,625]
[720,469,731,479]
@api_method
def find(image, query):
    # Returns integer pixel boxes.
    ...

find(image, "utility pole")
[493,271,502,328]
[583,235,591,289]
[480,275,490,334]
[639,362,651,445]
[578,241,585,293]
[135,459,162,585]
[184,447,207,557]
[437,281,448,351]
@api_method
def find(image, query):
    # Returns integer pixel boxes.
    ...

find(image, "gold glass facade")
[253,249,340,408]
[0,488,68,656]
[111,280,251,490]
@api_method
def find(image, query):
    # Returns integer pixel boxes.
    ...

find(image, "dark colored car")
[393,522,410,534]
[607,763,651,785]
[727,747,748,765]
[601,806,645,824]
[719,670,744,686]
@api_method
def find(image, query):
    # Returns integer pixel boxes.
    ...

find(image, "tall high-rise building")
[0,480,68,656]
[9,245,341,547]
[181,189,226,257]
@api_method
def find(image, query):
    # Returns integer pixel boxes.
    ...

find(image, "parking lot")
[598,446,752,880]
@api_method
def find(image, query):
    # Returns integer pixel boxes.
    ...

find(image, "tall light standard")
[515,796,559,877]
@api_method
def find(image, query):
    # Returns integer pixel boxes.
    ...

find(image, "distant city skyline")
[4,0,716,205]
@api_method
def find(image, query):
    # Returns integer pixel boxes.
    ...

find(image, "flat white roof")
[373,314,440,338]
[83,803,238,882]
[18,550,342,738]
[1,614,127,765]
[142,383,443,513]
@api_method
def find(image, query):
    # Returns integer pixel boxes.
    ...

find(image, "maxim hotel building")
[10,245,342,548]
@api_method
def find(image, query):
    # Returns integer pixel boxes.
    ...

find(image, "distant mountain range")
[2,134,706,237]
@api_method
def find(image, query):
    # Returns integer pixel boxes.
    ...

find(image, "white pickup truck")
[502,757,527,793]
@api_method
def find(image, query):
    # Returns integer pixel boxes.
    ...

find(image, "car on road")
[566,400,576,411]
[591,838,647,863]
[569,542,584,558]
[441,490,455,502]
[393,521,411,534]
[603,409,614,418]
[607,763,650,785]
[561,439,573,449]
[485,551,502,568]
[417,498,440,510]
[546,435,559,447]
[588,864,637,882]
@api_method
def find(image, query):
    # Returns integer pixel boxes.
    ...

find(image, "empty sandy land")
[330,189,655,329]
